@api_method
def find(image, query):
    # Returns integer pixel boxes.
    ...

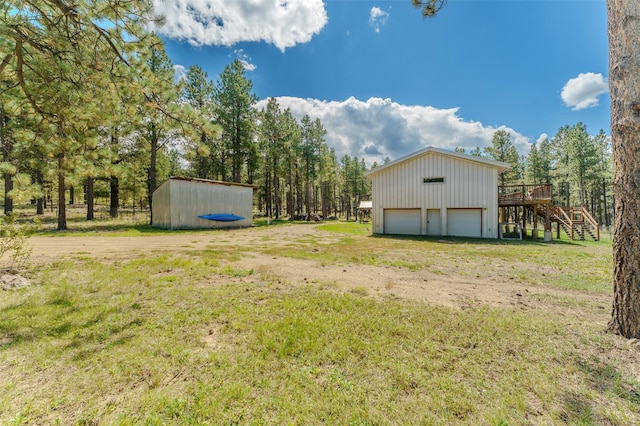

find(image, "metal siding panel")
[406,160,412,205]
[416,157,420,207]
[436,155,440,208]
[396,166,401,206]
[442,155,449,207]
[402,161,407,206]
[436,155,443,208]
[488,169,499,238]
[462,163,470,207]
[455,160,461,206]
[390,168,396,207]
[387,169,393,206]
[466,162,481,208]
[151,180,172,228]
[449,157,458,207]
[371,177,379,233]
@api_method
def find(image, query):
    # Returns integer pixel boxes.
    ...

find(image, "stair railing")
[580,207,600,241]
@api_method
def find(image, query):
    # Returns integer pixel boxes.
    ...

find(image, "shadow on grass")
[37,223,204,236]
[39,215,310,234]
[253,217,324,227]
[0,301,143,358]
[560,356,640,423]
[369,233,590,247]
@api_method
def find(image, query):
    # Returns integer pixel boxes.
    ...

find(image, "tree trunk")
[3,172,12,215]
[110,131,120,218]
[57,164,67,230]
[322,180,329,219]
[69,186,75,205]
[36,169,44,215]
[603,177,610,227]
[607,0,640,338]
[86,177,94,220]
[2,133,12,215]
[273,157,280,219]
[264,162,271,218]
[287,159,293,218]
[148,127,158,225]
[110,175,119,218]
[296,170,302,215]
[43,182,48,210]
[305,162,311,220]
[233,125,242,183]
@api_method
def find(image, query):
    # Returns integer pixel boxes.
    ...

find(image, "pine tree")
[484,130,520,186]
[213,60,258,183]
[181,65,220,179]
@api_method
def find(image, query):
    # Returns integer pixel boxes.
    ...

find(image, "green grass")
[0,221,636,425]
[316,221,372,235]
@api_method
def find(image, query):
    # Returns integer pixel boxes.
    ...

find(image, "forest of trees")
[1,1,613,231]
[1,1,371,230]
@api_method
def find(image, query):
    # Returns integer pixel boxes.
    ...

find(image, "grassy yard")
[1,219,638,425]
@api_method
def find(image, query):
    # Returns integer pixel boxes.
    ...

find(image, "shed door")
[427,209,441,236]
[447,209,482,238]
[384,209,421,235]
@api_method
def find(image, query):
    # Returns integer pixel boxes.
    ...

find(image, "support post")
[544,203,552,241]
[532,204,539,240]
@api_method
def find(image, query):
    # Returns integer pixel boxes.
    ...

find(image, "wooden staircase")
[530,204,600,241]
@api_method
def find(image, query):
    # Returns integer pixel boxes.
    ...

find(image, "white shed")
[364,147,510,238]
[152,177,254,230]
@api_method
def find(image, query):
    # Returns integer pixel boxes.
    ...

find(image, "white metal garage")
[384,209,421,235]
[365,146,510,239]
[447,208,482,238]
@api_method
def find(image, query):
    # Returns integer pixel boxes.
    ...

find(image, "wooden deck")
[497,184,599,241]
[498,184,552,206]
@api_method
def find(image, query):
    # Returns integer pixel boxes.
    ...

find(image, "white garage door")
[384,209,421,235]
[447,209,482,238]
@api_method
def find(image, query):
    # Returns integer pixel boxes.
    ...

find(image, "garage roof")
[364,146,512,177]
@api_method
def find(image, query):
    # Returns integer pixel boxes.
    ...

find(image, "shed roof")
[167,177,257,190]
[358,200,373,210]
[364,146,511,177]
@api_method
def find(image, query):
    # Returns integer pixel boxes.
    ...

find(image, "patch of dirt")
[0,273,31,290]
[28,224,609,313]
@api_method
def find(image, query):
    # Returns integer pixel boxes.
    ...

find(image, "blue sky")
[155,0,609,165]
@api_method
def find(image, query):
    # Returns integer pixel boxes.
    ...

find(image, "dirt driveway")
[27,224,610,313]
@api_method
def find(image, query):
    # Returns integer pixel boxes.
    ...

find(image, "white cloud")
[173,64,187,81]
[369,7,390,33]
[536,133,548,144]
[561,72,609,111]
[152,0,328,51]
[233,49,256,71]
[256,96,531,166]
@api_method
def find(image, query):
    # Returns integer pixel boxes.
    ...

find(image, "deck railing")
[498,184,552,204]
